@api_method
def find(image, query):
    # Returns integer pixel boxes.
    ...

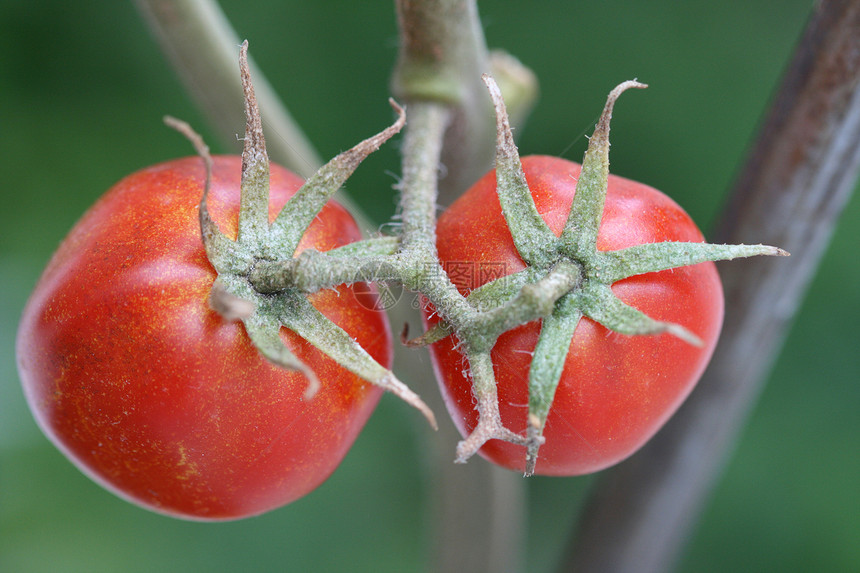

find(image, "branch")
[392,0,496,203]
[563,1,860,571]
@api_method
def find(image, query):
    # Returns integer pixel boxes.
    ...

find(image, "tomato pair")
[17,153,721,518]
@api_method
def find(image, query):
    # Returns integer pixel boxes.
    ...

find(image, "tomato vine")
[175,43,785,475]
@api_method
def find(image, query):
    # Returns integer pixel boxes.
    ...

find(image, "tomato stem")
[392,0,495,201]
[454,351,528,463]
[396,102,450,252]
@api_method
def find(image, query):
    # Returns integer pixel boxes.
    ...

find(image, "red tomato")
[17,156,390,520]
[425,155,723,476]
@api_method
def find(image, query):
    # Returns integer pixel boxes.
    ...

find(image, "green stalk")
[392,0,495,201]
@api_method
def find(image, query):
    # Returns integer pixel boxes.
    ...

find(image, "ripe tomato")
[425,155,723,476]
[16,156,390,520]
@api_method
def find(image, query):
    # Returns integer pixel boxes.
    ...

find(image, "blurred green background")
[2,1,858,571]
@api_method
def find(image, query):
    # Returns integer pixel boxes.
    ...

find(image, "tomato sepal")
[482,74,557,266]
[524,294,582,474]
[266,101,405,259]
[435,76,788,475]
[597,241,787,284]
[275,290,436,426]
[169,42,435,425]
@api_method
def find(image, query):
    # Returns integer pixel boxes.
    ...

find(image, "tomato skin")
[16,156,390,520]
[425,155,723,476]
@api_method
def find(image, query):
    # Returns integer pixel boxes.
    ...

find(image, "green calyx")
[169,42,436,428]
[459,75,788,475]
